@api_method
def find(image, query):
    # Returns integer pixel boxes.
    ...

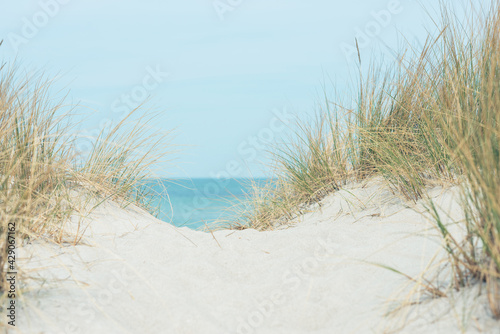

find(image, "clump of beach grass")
[231,104,351,230]
[0,59,171,297]
[421,1,500,318]
[76,107,170,213]
[235,0,500,320]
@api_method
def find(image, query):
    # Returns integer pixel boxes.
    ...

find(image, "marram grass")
[233,0,500,319]
[0,60,171,296]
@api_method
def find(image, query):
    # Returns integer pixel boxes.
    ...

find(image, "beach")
[16,178,497,333]
[2,1,500,333]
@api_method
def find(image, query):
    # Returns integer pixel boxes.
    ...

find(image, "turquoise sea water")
[149,178,269,230]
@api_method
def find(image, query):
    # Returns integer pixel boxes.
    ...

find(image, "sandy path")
[16,179,497,333]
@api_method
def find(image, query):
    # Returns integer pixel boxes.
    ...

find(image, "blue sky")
[0,0,480,178]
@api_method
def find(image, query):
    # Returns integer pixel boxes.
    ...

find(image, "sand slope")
[16,179,499,333]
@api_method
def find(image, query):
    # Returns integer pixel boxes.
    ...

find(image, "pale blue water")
[148,178,269,230]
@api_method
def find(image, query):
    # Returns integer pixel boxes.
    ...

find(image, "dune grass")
[230,105,351,230]
[0,60,171,293]
[424,2,500,317]
[235,0,500,318]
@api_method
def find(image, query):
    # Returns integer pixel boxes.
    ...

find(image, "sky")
[0,0,482,178]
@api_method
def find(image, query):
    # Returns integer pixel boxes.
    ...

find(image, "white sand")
[16,178,499,333]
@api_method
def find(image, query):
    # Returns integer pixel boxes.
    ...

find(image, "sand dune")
[17,178,498,333]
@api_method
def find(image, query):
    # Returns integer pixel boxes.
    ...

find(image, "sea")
[148,178,269,230]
